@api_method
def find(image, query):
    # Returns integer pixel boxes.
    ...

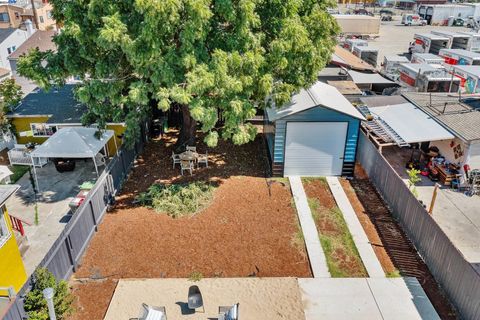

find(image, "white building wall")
[0,29,29,70]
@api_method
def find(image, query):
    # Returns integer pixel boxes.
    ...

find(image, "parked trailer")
[398,63,461,92]
[334,15,380,37]
[411,53,444,65]
[431,30,471,50]
[382,55,410,80]
[418,4,474,25]
[458,31,480,52]
[353,46,379,67]
[449,65,480,93]
[439,49,480,65]
[343,38,368,52]
[409,33,449,55]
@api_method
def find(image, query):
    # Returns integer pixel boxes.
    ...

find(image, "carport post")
[92,156,99,177]
[30,155,39,192]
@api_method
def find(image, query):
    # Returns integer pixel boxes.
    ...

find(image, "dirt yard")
[68,132,311,320]
[341,165,457,320]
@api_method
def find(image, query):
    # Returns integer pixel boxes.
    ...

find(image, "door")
[284,122,348,177]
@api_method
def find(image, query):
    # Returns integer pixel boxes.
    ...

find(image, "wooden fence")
[2,124,147,320]
[357,132,480,320]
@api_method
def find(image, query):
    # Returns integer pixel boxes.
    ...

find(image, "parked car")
[354,8,374,16]
[381,14,393,21]
[379,9,394,16]
[452,18,464,27]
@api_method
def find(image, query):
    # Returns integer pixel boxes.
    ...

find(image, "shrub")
[24,268,74,320]
[136,182,215,218]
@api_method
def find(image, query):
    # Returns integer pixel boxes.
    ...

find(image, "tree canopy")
[18,0,339,147]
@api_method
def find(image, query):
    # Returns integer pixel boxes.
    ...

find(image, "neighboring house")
[264,81,365,177]
[0,0,55,31]
[7,85,125,155]
[8,28,55,95]
[0,185,27,305]
[0,27,29,70]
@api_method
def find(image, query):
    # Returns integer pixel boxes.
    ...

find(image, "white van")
[402,14,427,26]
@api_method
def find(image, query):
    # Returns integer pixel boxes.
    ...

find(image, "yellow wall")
[0,207,27,296]
[106,124,126,156]
[11,116,50,145]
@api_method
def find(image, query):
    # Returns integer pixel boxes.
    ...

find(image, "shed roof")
[403,92,480,142]
[8,30,56,60]
[8,85,87,124]
[327,80,362,95]
[266,81,365,121]
[347,70,395,85]
[0,184,19,206]
[0,28,16,44]
[331,46,375,72]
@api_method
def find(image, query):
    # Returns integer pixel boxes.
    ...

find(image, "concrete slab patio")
[383,146,480,267]
[104,278,306,320]
[299,277,440,320]
[6,161,98,276]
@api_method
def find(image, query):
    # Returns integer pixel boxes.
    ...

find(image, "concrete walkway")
[326,177,385,278]
[289,176,330,278]
[299,277,440,320]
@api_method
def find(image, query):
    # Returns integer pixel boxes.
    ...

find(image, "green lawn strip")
[9,165,30,183]
[307,190,368,277]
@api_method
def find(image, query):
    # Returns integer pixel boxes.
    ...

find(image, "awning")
[348,70,395,85]
[31,127,114,158]
[367,103,455,143]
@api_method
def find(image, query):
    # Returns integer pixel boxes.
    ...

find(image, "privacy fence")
[357,132,480,320]
[3,123,148,320]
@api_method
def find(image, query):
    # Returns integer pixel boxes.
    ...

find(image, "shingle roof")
[8,30,56,60]
[8,85,87,124]
[402,92,480,142]
[0,28,16,44]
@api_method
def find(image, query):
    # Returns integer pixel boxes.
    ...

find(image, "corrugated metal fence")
[357,132,480,320]
[2,124,147,320]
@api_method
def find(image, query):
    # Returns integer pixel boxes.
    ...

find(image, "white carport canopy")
[367,103,455,144]
[30,127,116,189]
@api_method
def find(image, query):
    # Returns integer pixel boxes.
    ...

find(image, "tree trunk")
[176,104,196,149]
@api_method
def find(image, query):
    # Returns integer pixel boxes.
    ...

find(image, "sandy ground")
[104,278,305,320]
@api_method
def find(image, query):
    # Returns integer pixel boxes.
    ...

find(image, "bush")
[24,268,74,320]
[136,182,215,218]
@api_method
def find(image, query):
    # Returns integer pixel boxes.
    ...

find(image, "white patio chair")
[129,303,167,320]
[95,153,107,166]
[186,146,197,152]
[171,151,181,169]
[197,151,208,168]
[218,303,239,320]
[180,160,194,176]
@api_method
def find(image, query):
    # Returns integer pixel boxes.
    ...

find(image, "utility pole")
[29,0,39,30]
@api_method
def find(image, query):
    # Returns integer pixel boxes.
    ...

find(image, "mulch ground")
[302,178,368,277]
[342,165,457,320]
[68,131,311,320]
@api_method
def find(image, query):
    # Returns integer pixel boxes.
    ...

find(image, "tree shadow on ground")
[114,130,270,209]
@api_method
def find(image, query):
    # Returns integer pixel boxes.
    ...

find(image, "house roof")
[360,95,408,107]
[8,30,56,60]
[8,85,87,124]
[367,102,455,143]
[331,46,376,72]
[403,92,480,142]
[347,70,395,85]
[0,184,19,206]
[0,28,16,44]
[266,81,365,121]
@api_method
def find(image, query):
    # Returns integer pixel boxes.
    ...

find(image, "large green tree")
[18,0,338,147]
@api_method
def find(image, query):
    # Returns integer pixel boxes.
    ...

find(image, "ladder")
[358,105,410,147]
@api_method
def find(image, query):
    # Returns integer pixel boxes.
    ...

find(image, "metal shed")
[264,81,365,177]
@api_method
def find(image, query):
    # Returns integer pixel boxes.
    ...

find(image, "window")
[0,13,9,23]
[14,12,19,20]
[39,15,44,23]
[46,10,52,19]
[31,123,57,137]
[0,207,10,248]
[7,47,11,55]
